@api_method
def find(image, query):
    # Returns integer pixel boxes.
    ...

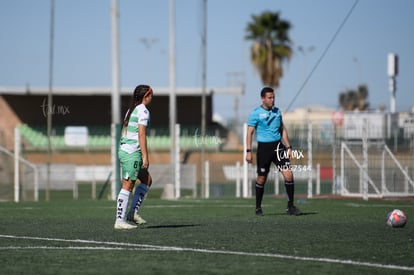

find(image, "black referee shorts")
[256,141,291,176]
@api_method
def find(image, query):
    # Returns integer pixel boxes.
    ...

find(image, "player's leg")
[114,178,137,229]
[114,151,139,229]
[274,142,302,215]
[127,170,151,224]
[280,167,302,216]
[255,175,267,216]
[280,168,294,207]
[255,142,272,216]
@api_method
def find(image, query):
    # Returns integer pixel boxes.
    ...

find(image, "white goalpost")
[0,127,39,202]
[340,141,414,199]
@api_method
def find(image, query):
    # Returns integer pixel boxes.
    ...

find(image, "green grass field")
[0,196,413,274]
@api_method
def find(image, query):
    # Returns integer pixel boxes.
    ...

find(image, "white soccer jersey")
[119,104,150,154]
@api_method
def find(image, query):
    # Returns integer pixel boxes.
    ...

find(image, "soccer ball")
[386,209,407,228]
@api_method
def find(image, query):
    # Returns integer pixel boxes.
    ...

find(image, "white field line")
[2,202,413,211]
[0,234,413,272]
[0,204,254,211]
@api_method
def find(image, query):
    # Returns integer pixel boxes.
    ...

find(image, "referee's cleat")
[255,207,263,216]
[286,205,302,216]
[114,220,138,230]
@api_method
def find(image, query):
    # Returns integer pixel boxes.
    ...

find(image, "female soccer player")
[114,85,153,229]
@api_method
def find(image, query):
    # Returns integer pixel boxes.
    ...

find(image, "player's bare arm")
[138,124,149,169]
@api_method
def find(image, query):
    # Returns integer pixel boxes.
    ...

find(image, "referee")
[246,87,302,216]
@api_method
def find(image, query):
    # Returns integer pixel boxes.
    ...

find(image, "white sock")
[115,189,130,222]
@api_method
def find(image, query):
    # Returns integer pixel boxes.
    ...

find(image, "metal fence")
[208,116,414,199]
[2,114,414,201]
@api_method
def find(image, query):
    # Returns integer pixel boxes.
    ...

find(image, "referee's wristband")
[246,149,252,153]
[286,146,292,150]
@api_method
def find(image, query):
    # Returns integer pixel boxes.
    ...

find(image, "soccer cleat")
[255,207,263,216]
[114,220,138,230]
[127,213,147,225]
[133,214,147,225]
[286,205,302,216]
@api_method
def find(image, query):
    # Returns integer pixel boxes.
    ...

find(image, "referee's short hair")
[260,87,274,98]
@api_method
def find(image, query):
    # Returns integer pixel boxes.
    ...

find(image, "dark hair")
[122,85,152,128]
[260,87,274,98]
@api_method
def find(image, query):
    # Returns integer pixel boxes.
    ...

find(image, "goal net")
[340,141,414,199]
[0,145,38,202]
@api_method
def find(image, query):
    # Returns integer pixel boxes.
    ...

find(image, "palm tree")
[356,84,369,110]
[341,90,358,111]
[245,11,293,88]
[338,84,369,111]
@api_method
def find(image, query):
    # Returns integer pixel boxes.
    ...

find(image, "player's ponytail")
[122,85,152,128]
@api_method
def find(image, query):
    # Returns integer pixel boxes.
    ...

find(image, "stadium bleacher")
[18,124,223,151]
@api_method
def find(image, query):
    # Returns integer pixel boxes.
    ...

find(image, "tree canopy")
[245,11,293,88]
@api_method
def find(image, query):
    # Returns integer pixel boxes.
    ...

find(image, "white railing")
[340,141,414,199]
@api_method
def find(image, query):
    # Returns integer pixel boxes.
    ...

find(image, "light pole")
[169,0,177,198]
[110,0,121,199]
[298,46,315,197]
[46,0,55,201]
[387,53,398,114]
[201,0,207,198]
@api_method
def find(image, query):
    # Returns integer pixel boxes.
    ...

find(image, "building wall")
[0,96,22,149]
[1,94,213,127]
